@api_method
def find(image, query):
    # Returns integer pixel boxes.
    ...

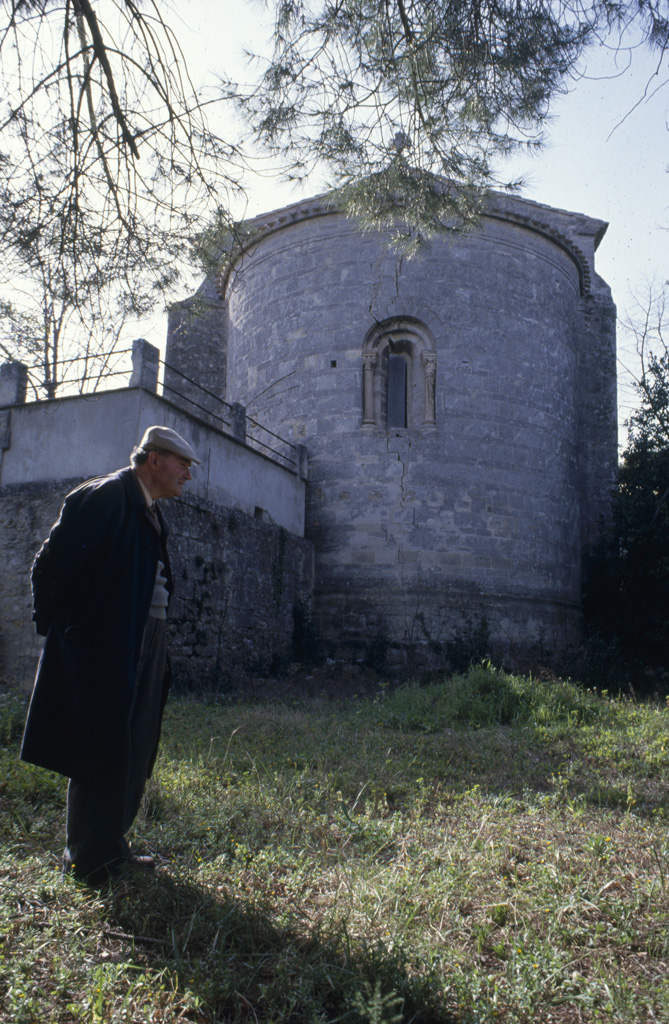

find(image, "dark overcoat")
[20,467,173,781]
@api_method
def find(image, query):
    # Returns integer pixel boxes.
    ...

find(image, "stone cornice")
[215,191,607,300]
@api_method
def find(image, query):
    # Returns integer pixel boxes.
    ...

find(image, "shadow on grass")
[98,867,455,1024]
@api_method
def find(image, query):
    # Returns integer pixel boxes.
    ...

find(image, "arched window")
[387,353,407,428]
[362,318,436,429]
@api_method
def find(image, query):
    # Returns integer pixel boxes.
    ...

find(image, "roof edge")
[216,188,608,300]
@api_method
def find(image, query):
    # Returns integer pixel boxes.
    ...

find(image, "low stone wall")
[0,481,59,689]
[163,493,313,688]
[0,481,314,691]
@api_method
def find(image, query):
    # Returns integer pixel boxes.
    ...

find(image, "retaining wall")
[0,387,306,536]
[0,480,313,690]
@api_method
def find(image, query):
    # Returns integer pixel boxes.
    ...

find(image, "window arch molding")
[361,317,437,429]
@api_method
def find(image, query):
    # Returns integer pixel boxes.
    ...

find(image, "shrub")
[380,662,605,731]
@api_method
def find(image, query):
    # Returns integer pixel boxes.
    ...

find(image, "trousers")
[64,617,167,879]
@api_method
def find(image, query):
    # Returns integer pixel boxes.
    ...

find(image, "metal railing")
[2,348,302,475]
[160,358,300,472]
[246,413,299,471]
[22,349,133,402]
[160,358,235,435]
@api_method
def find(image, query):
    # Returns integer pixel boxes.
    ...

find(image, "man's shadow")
[99,867,456,1023]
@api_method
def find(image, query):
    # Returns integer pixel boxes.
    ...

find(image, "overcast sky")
[165,1,669,431]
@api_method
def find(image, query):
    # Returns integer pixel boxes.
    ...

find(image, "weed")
[353,980,404,1024]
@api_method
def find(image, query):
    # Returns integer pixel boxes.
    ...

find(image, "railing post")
[0,361,28,406]
[230,403,247,442]
[129,339,160,392]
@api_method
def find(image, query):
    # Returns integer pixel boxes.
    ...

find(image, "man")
[20,425,200,884]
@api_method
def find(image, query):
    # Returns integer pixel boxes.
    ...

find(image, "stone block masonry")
[0,481,62,688]
[0,482,314,691]
[163,493,313,687]
[215,190,618,660]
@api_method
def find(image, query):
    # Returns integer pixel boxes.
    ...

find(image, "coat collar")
[119,466,148,509]
[120,466,170,539]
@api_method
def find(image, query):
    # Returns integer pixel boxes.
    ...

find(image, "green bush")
[380,662,605,731]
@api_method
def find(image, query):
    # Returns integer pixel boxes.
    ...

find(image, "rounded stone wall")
[221,196,615,661]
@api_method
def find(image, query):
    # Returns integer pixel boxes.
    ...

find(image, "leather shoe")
[125,853,155,871]
[63,852,155,886]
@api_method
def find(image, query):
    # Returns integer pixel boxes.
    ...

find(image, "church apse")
[169,190,618,663]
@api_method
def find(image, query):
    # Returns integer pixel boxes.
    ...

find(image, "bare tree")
[0,0,244,392]
[587,281,669,672]
[620,283,669,449]
[0,256,134,401]
[2,0,668,390]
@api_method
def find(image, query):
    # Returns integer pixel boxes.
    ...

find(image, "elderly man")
[21,425,199,884]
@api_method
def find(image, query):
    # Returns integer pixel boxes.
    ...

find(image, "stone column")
[129,339,160,392]
[0,361,28,406]
[296,443,309,480]
[362,351,377,425]
[422,351,437,425]
[230,402,247,443]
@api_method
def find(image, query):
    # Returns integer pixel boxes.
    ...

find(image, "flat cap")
[139,425,201,465]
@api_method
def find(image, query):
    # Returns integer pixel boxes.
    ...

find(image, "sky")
[160,1,669,431]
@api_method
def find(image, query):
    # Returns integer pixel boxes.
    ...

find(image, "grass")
[2,662,669,1022]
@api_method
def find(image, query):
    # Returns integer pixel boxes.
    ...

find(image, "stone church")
[165,189,618,663]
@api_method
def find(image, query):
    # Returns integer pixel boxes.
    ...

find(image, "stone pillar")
[230,402,247,442]
[165,290,227,404]
[0,410,10,451]
[0,361,28,406]
[422,351,437,425]
[362,351,377,425]
[129,339,160,392]
[296,443,309,480]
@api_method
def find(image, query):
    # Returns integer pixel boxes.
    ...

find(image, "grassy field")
[2,662,669,1023]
